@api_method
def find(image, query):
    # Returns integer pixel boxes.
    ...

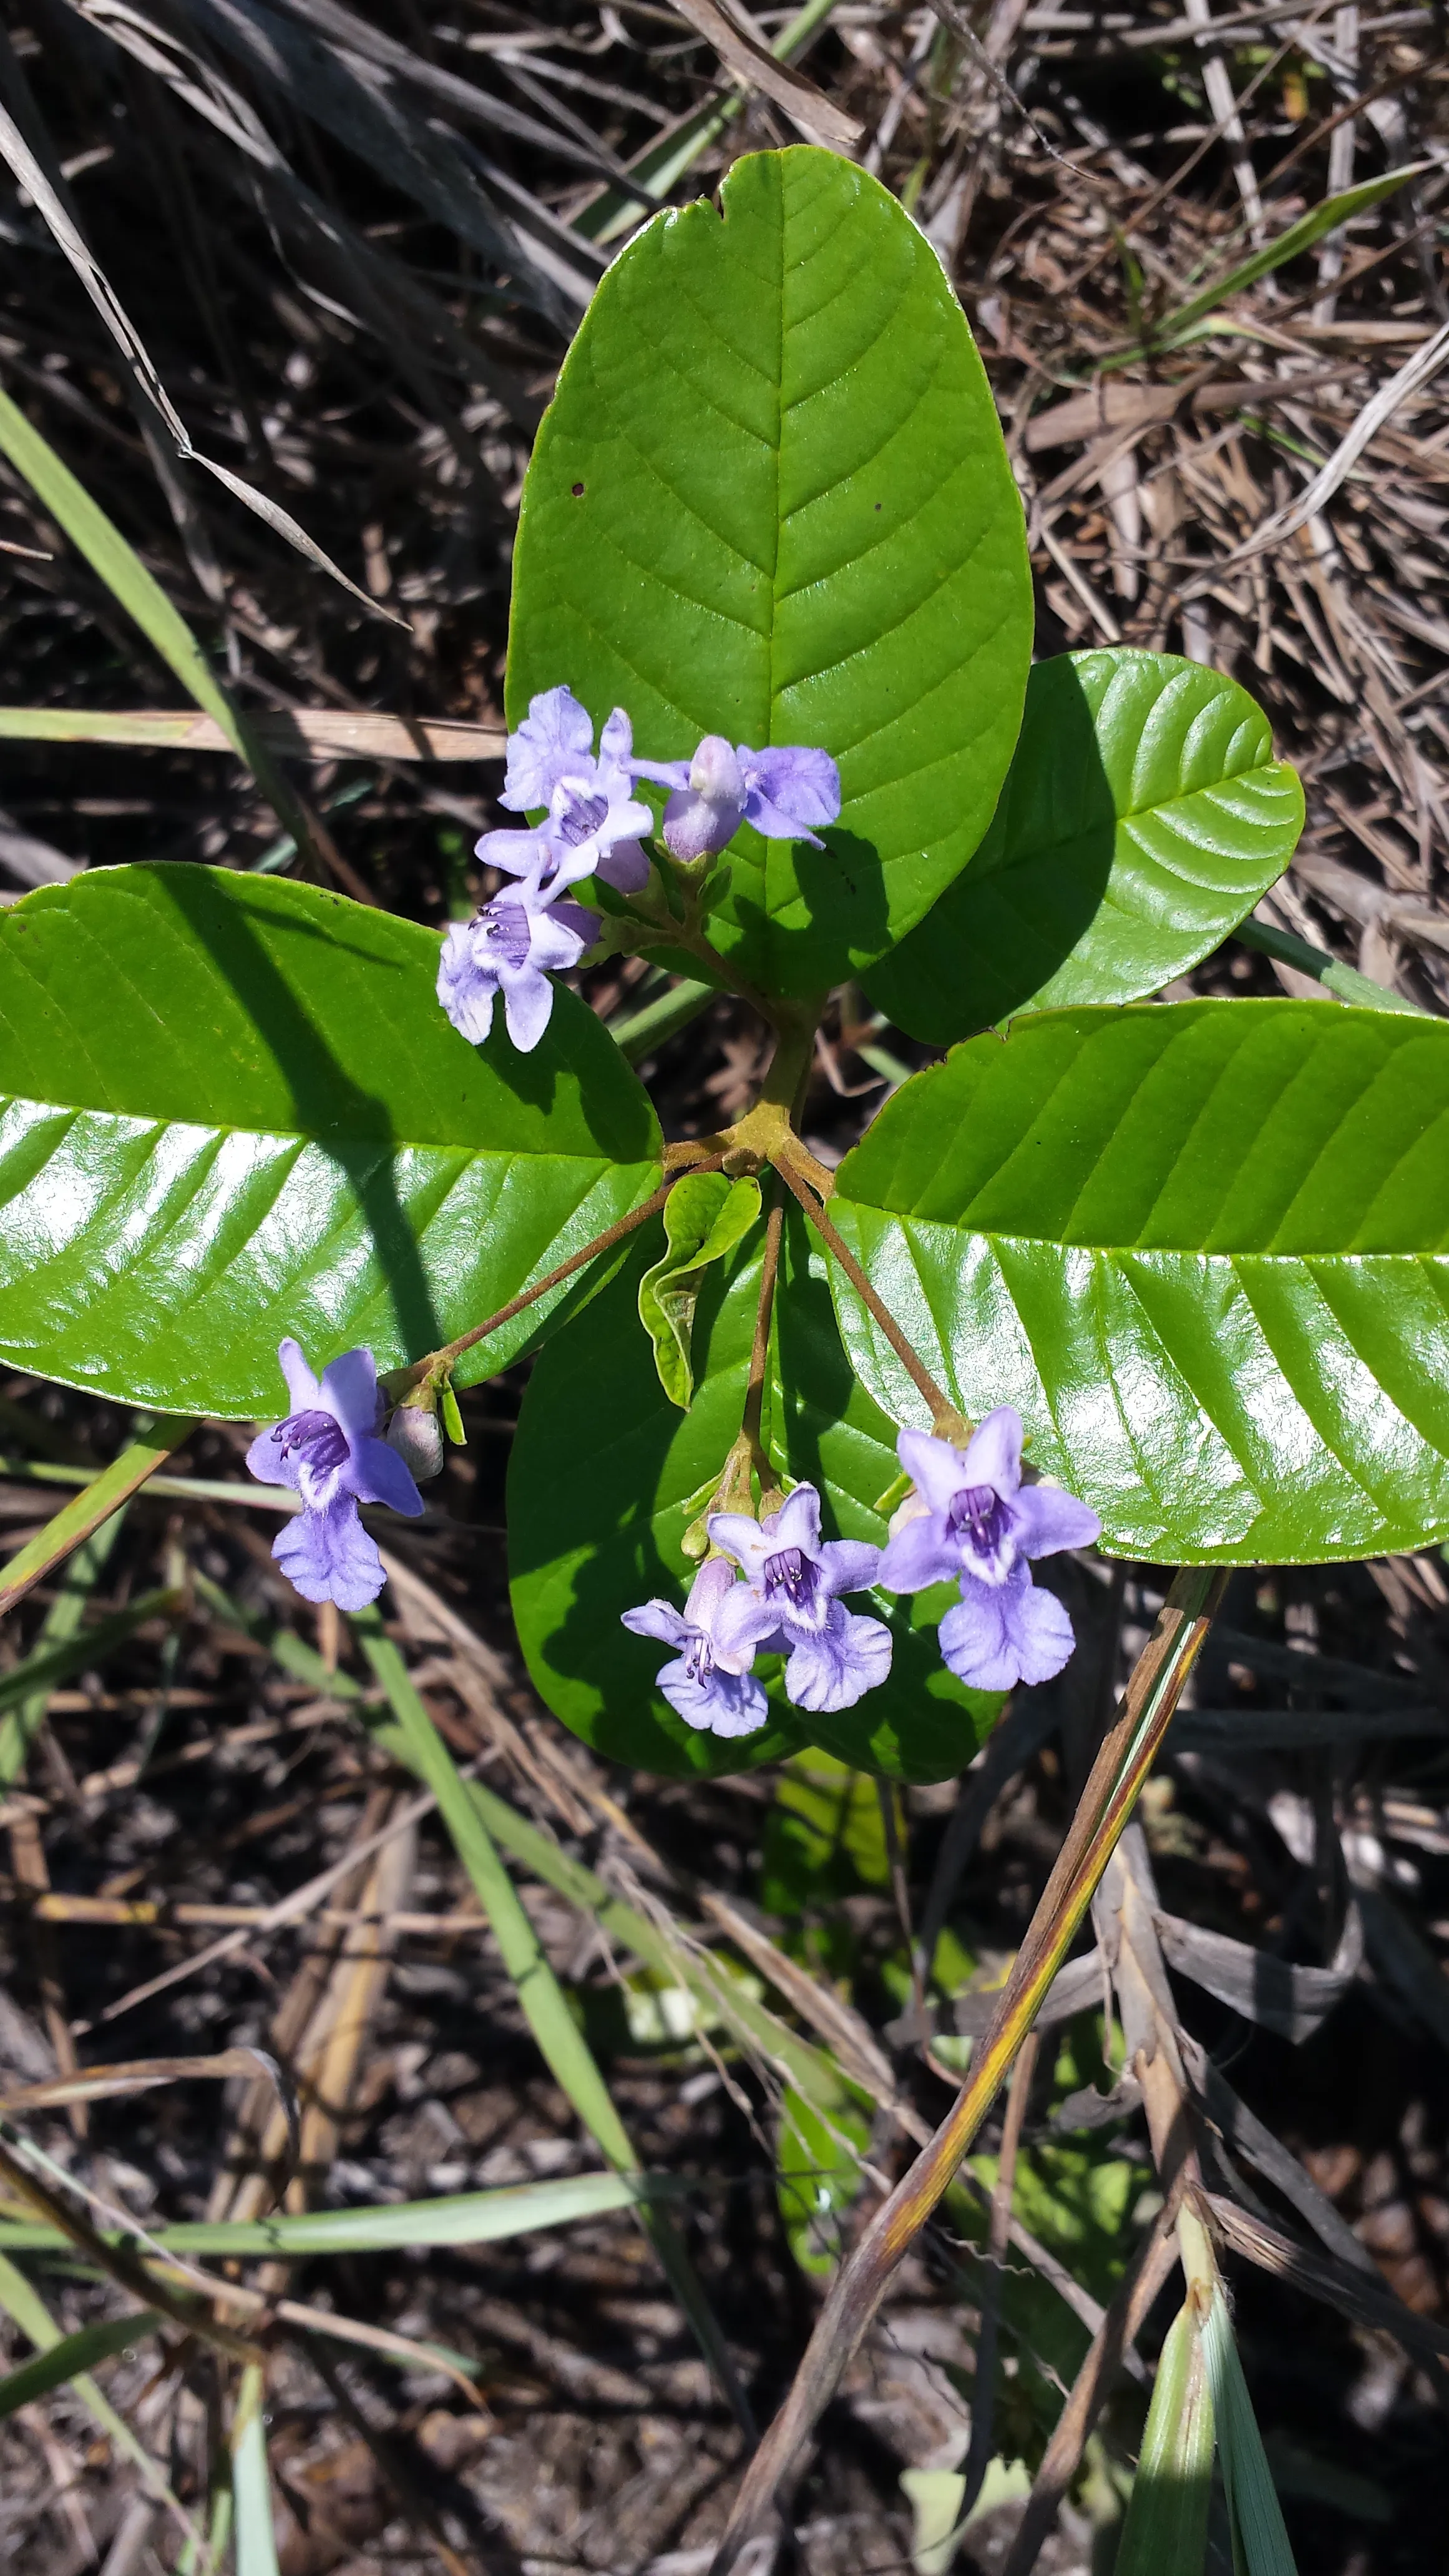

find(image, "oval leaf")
[507,145,1033,1000]
[829,999,1449,1564]
[867,650,1304,1042]
[0,866,660,1413]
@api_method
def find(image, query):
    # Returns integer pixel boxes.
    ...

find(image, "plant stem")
[740,1179,784,1481]
[770,1152,961,1435]
[707,1564,1228,2575]
[391,1157,726,1394]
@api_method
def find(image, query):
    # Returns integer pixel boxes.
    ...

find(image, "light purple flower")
[480,685,651,895]
[879,1411,1100,1694]
[246,1339,424,1612]
[707,1483,891,1715]
[634,736,841,860]
[436,877,595,1054]
[622,1554,771,1739]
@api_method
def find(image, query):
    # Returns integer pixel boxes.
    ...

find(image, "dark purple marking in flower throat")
[763,1547,820,1614]
[482,903,532,967]
[555,791,608,847]
[950,1484,1010,1553]
[273,1410,348,1474]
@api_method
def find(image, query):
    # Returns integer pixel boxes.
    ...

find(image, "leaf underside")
[867,649,1304,1042]
[0,867,660,1415]
[830,999,1449,1564]
[506,145,1033,999]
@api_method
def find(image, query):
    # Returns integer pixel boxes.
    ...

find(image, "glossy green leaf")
[509,1237,806,1778]
[868,651,1304,1042]
[638,1171,761,1407]
[0,866,660,1413]
[1113,2297,1214,2576]
[829,999,1449,1564]
[510,1217,999,1782]
[507,145,1032,999]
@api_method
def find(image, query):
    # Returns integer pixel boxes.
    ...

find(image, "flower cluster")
[437,686,842,1054]
[623,1408,1100,1739]
[623,1483,890,1735]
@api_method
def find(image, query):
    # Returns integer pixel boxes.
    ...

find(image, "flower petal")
[658,1658,769,1738]
[709,1574,778,1673]
[594,837,649,893]
[353,1433,426,1518]
[246,1428,299,1490]
[278,1337,320,1415]
[1010,1481,1101,1560]
[938,1566,1076,1692]
[784,1604,892,1713]
[817,1538,884,1600]
[706,1511,772,1583]
[436,922,497,1046]
[622,1598,690,1647]
[878,1510,958,1594]
[498,960,555,1053]
[630,757,691,791]
[318,1346,380,1448]
[960,1407,1024,1498]
[763,1482,822,1559]
[274,1496,384,1611]
[501,685,594,812]
[737,744,841,842]
[476,825,549,877]
[896,1425,969,1514]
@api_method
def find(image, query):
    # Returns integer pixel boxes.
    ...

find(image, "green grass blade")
[0,386,242,748]
[232,2363,280,2576]
[1113,2296,1214,2576]
[353,1609,754,2431]
[0,2307,162,2418]
[0,2252,197,2540]
[0,1511,130,1788]
[0,1422,199,1622]
[610,977,716,1063]
[1202,2285,1299,2576]
[1235,919,1425,1014]
[1138,165,1425,357]
[0,2170,673,2256]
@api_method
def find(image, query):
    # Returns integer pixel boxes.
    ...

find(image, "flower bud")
[385,1401,445,1481]
[661,735,746,862]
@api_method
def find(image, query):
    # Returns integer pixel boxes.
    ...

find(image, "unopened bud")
[661,735,745,863]
[386,1402,445,1481]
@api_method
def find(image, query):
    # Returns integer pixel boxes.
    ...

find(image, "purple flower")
[247,1339,424,1612]
[622,1555,771,1739]
[634,736,841,861]
[707,1483,891,1715]
[480,685,652,895]
[879,1411,1100,1694]
[436,877,595,1054]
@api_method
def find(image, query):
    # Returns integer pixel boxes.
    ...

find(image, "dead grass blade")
[0,708,505,759]
[660,0,861,150]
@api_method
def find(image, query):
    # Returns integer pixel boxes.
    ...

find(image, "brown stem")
[769,1153,960,1435]
[391,1157,726,1395]
[707,1564,1228,2575]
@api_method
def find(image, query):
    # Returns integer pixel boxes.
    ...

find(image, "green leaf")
[0,2172,668,2258]
[638,1171,761,1407]
[1113,2296,1214,2576]
[510,1216,999,1782]
[1137,163,1426,359]
[0,866,660,1413]
[509,1237,806,1778]
[508,145,1033,999]
[0,2309,162,2421]
[867,651,1304,1042]
[232,2366,280,2576]
[829,998,1449,1564]
[776,2082,871,2278]
[1201,2285,1299,2576]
